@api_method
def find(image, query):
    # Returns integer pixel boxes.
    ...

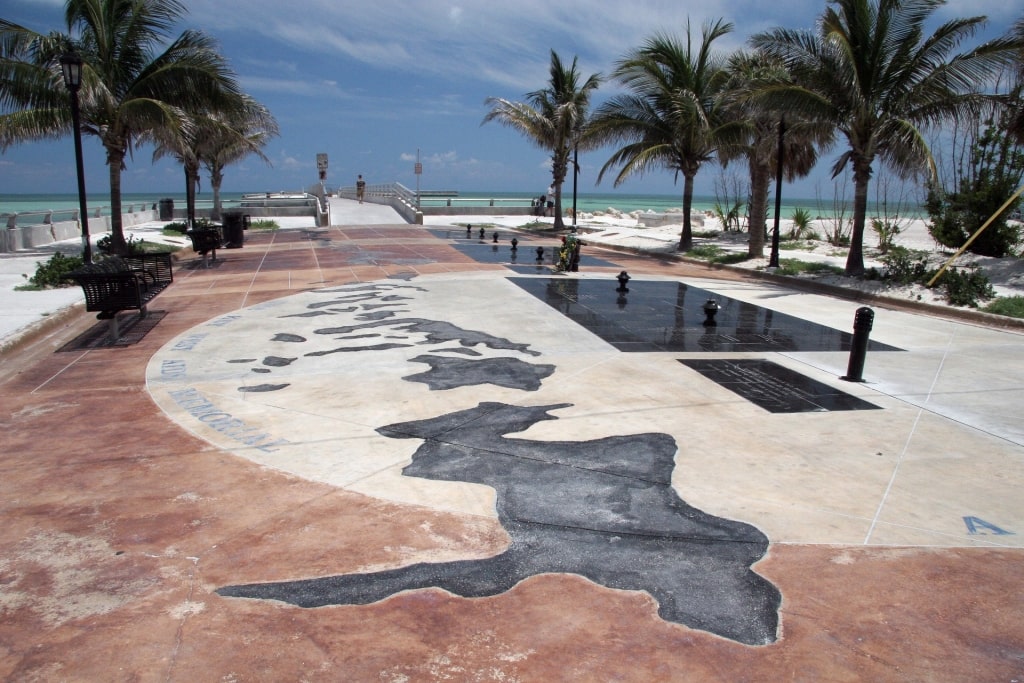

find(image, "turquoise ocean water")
[0,191,922,223]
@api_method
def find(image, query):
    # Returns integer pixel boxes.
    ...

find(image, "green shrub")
[687,245,725,260]
[790,207,813,239]
[712,200,744,231]
[18,252,83,290]
[871,218,903,253]
[929,265,995,307]
[982,296,1024,318]
[249,219,279,230]
[775,258,845,276]
[711,252,753,265]
[163,222,188,234]
[519,220,549,230]
[880,246,930,285]
[97,233,148,256]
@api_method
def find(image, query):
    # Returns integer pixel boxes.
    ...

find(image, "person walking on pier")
[356,174,366,203]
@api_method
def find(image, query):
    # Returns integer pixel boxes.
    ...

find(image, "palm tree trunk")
[106,148,128,255]
[210,165,224,221]
[679,173,696,251]
[553,183,565,231]
[845,160,870,276]
[552,154,568,231]
[185,164,198,228]
[748,160,769,258]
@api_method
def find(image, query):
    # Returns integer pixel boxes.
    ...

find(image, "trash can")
[222,210,245,248]
[158,198,174,221]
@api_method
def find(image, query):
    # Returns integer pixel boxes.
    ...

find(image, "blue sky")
[1,0,1018,200]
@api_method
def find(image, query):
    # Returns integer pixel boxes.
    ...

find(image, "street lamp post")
[571,146,578,231]
[60,52,92,264]
[768,116,785,269]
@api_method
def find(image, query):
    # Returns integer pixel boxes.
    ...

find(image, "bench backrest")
[69,253,173,312]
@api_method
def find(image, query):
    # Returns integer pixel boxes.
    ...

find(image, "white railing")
[335,183,535,222]
[3,202,160,229]
[1,204,160,253]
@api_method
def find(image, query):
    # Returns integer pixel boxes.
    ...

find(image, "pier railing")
[336,183,534,222]
[1,204,159,253]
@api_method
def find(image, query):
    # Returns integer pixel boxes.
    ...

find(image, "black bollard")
[841,307,874,382]
[479,227,485,240]
[493,232,499,243]
[702,298,720,326]
[616,270,630,292]
[511,238,518,251]
[536,246,544,261]
[466,224,472,238]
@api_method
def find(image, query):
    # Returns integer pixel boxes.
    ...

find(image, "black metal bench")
[69,253,174,341]
[185,227,224,267]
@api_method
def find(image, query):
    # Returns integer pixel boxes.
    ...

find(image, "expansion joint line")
[864,330,956,544]
[308,227,324,284]
[239,230,278,309]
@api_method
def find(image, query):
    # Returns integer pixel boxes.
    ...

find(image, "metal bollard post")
[841,307,874,382]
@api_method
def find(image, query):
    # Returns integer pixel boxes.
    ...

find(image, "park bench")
[185,227,224,267]
[69,253,174,341]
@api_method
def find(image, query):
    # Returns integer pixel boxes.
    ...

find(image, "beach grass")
[982,296,1024,319]
[774,258,846,277]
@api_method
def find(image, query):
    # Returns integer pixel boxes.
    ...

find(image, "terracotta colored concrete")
[1,219,1022,681]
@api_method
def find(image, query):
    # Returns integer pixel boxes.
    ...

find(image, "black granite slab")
[219,401,781,645]
[679,359,881,413]
[510,278,903,353]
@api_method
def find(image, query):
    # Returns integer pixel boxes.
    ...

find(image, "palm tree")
[719,50,828,258]
[484,50,601,231]
[150,111,203,228]
[752,0,1020,275]
[590,20,734,251]
[150,95,277,225]
[200,97,278,221]
[0,0,242,254]
[1008,16,1024,143]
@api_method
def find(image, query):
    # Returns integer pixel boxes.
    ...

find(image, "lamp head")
[60,52,83,90]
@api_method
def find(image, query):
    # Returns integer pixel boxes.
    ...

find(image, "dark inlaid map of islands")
[218,401,781,645]
[229,284,554,393]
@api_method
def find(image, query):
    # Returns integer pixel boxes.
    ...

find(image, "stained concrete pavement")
[1,197,1022,680]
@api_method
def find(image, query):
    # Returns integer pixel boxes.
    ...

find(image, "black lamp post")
[60,52,92,264]
[571,146,578,231]
[768,116,785,269]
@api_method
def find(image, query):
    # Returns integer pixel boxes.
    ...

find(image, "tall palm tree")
[719,50,829,258]
[0,0,242,254]
[149,110,203,227]
[1008,16,1024,143]
[590,20,734,251]
[150,95,277,225]
[484,50,601,231]
[752,0,1020,275]
[200,96,278,221]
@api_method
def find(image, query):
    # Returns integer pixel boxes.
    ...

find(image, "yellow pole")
[927,183,1024,288]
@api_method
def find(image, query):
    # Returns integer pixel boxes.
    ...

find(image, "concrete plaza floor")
[1,198,1023,681]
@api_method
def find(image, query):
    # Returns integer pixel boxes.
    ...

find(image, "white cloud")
[278,153,304,170]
